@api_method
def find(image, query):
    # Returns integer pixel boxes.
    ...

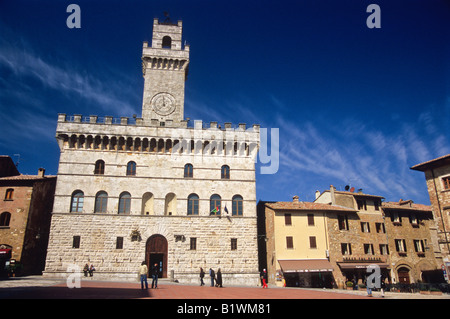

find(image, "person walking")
[216,268,223,288]
[151,263,159,289]
[209,268,215,287]
[199,267,205,286]
[260,269,268,288]
[139,261,148,290]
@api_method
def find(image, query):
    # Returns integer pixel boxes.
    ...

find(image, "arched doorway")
[397,267,410,284]
[146,235,168,278]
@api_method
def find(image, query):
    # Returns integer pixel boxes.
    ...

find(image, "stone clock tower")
[141,18,189,126]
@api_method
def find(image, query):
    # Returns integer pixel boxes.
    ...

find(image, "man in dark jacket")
[151,263,159,288]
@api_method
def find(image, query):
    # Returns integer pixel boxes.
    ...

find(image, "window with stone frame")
[184,163,193,178]
[94,160,105,175]
[364,243,374,255]
[4,188,14,200]
[443,176,450,190]
[126,161,136,176]
[70,190,84,212]
[231,238,237,250]
[341,243,352,255]
[0,212,11,227]
[338,214,349,230]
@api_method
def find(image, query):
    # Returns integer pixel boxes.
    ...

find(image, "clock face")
[151,93,176,116]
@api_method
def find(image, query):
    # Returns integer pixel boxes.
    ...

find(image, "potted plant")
[346,281,354,290]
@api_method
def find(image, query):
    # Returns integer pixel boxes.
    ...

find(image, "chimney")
[315,190,321,200]
[292,195,299,203]
[330,185,336,205]
[38,168,45,178]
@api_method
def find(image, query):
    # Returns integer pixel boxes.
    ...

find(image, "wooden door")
[146,235,168,278]
[398,267,410,284]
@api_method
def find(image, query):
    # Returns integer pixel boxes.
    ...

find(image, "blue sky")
[0,0,449,205]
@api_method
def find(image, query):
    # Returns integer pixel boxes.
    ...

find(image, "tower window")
[162,36,172,49]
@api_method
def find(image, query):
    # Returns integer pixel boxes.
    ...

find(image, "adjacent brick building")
[0,156,56,276]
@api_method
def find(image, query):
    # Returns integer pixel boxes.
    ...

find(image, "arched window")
[70,190,84,212]
[94,160,105,175]
[232,195,243,216]
[0,212,11,227]
[126,161,136,176]
[184,163,193,178]
[162,36,172,49]
[221,165,230,179]
[118,192,131,214]
[210,194,221,215]
[94,191,108,213]
[187,194,199,215]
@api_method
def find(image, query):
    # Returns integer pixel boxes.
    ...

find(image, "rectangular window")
[341,243,352,255]
[72,236,81,249]
[307,214,315,226]
[190,237,197,250]
[375,222,385,233]
[116,237,124,249]
[364,243,374,255]
[414,240,425,253]
[391,212,402,225]
[357,199,367,210]
[309,236,317,249]
[374,200,380,211]
[286,236,293,249]
[410,214,418,226]
[284,213,292,226]
[379,244,389,255]
[231,238,237,250]
[360,222,370,233]
[338,215,349,230]
[395,239,407,254]
[5,188,14,200]
[443,176,450,190]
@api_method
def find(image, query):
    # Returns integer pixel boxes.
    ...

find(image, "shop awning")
[338,262,389,269]
[279,259,334,273]
[0,249,11,255]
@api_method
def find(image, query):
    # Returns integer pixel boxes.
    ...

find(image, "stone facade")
[44,19,261,286]
[383,200,442,284]
[258,186,443,289]
[411,154,450,282]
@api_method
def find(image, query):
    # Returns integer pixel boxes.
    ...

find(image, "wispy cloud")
[0,30,139,119]
[273,108,450,203]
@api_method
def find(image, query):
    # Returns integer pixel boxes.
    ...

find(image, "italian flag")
[210,206,219,214]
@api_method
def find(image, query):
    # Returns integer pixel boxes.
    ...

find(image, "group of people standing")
[199,267,223,287]
[139,261,160,290]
